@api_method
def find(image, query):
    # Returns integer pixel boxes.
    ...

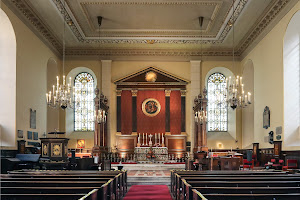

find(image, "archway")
[283,11,300,146]
[0,8,16,147]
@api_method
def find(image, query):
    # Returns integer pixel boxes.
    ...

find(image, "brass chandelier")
[46,0,77,109]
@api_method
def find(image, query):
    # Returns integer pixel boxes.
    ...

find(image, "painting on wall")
[27,131,32,140]
[77,139,85,149]
[33,132,38,140]
[30,108,36,129]
[17,130,23,138]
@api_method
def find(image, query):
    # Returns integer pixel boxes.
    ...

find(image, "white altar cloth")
[135,147,168,161]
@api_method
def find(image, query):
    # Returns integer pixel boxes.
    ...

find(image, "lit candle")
[68,84,70,93]
[248,92,251,103]
[146,133,148,144]
[56,76,59,87]
[52,85,55,95]
[162,133,164,145]
[143,133,145,145]
[63,75,66,85]
[49,91,52,101]
[155,133,157,144]
[46,93,49,103]
[158,133,161,144]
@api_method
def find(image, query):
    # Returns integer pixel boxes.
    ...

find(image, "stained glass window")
[207,72,228,131]
[74,72,95,131]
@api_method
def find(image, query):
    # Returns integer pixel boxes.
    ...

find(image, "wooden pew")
[3,170,127,198]
[1,170,126,200]
[172,171,300,200]
[191,189,300,200]
[7,169,128,195]
[170,170,289,195]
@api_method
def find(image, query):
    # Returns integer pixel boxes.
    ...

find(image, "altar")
[135,147,168,161]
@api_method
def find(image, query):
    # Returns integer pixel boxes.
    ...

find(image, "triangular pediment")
[114,66,189,85]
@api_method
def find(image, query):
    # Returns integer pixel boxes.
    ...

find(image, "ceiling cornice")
[5,0,62,54]
[236,0,291,55]
[4,0,295,58]
[65,48,234,57]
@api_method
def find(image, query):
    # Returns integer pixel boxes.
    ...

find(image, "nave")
[1,0,300,199]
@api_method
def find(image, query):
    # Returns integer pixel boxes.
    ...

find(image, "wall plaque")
[142,98,161,117]
[263,106,270,129]
[30,108,36,129]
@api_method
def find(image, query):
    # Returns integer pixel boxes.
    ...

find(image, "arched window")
[74,72,95,131]
[207,72,228,132]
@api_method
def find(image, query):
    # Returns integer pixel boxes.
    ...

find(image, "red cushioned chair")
[272,159,284,170]
[283,159,298,171]
[264,158,276,168]
[243,159,254,170]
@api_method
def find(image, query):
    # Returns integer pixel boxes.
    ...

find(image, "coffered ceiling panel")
[3,0,298,58]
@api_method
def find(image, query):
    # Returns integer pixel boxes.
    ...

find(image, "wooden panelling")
[170,91,181,134]
[165,134,187,157]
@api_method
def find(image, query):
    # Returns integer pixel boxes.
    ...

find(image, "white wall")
[242,59,254,149]
[241,2,300,150]
[47,58,59,133]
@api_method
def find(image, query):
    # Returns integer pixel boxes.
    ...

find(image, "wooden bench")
[1,170,126,200]
[171,170,300,200]
[7,170,128,194]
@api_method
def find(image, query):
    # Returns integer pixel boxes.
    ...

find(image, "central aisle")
[123,185,173,200]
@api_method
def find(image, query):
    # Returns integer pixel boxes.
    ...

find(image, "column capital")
[131,90,138,96]
[165,90,171,97]
[116,90,122,96]
[101,60,112,64]
[180,90,186,96]
[190,60,202,64]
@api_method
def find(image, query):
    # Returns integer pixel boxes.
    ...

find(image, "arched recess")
[0,9,16,147]
[284,10,300,147]
[46,58,59,133]
[205,67,237,149]
[65,67,97,149]
[242,59,254,149]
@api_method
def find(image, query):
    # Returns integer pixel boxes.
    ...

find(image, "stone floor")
[128,170,171,177]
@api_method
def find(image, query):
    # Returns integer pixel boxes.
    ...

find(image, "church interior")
[1,0,300,199]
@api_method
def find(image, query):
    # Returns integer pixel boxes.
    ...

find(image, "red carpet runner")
[123,185,173,200]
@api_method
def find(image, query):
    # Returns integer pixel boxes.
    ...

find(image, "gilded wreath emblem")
[142,98,161,117]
